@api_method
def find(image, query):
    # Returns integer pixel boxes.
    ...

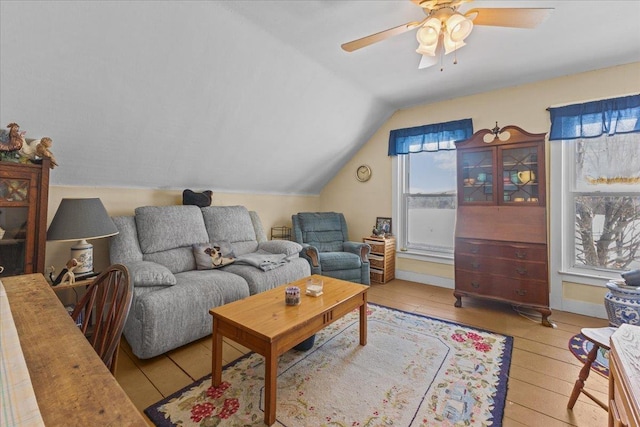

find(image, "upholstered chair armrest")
[123,260,177,287]
[300,244,320,268]
[343,241,371,263]
[258,240,303,257]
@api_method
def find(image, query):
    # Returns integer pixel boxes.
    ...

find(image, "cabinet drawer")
[455,270,548,305]
[456,239,547,262]
[369,254,384,269]
[455,253,547,281]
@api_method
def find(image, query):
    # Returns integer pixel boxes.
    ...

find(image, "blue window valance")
[388,118,473,156]
[548,94,640,141]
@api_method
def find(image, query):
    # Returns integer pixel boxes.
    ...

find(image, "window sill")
[557,269,620,287]
[397,248,454,265]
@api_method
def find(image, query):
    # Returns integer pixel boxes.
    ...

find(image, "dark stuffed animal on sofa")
[182,189,213,207]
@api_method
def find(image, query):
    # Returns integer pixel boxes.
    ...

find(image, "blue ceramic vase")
[604,281,640,326]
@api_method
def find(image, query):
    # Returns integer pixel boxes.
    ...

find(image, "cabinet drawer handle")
[471,282,480,289]
[471,262,480,269]
[515,251,527,259]
[515,289,527,296]
[469,246,479,254]
[515,267,527,275]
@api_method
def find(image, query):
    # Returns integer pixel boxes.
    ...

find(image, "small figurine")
[0,123,25,152]
[60,258,81,285]
[35,137,58,168]
[18,138,39,160]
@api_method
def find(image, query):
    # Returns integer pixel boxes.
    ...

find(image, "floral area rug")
[145,303,513,426]
[568,333,610,377]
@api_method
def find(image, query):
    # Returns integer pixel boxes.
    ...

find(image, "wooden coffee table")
[210,275,368,426]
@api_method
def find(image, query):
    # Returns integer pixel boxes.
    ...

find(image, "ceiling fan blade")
[341,20,425,52]
[418,54,438,69]
[467,8,553,29]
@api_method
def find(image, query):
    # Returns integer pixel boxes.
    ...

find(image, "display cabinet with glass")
[0,159,50,277]
[454,126,552,327]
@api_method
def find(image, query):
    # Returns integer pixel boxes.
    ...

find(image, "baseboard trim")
[395,270,454,289]
[558,299,608,320]
[396,270,608,319]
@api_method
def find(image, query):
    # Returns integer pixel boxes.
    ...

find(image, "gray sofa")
[109,205,310,359]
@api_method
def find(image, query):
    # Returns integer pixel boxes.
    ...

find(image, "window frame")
[392,152,455,265]
[549,135,640,309]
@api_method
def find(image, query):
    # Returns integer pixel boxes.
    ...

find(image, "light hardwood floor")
[115,279,610,426]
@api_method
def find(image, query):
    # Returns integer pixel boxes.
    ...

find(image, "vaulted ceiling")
[1,1,639,194]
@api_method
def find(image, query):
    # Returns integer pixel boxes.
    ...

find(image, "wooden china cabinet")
[0,159,50,277]
[453,125,552,327]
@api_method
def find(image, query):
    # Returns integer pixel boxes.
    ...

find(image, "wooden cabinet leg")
[454,293,462,308]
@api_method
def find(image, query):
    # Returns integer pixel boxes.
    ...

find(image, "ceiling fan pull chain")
[454,42,459,65]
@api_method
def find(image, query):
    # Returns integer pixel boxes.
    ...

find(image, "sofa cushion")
[143,247,196,274]
[125,261,176,286]
[224,257,311,295]
[318,251,361,271]
[135,205,208,254]
[258,240,303,258]
[201,206,259,256]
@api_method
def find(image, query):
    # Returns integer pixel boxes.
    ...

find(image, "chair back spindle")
[71,264,132,375]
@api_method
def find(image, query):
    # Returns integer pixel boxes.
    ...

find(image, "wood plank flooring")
[115,279,609,426]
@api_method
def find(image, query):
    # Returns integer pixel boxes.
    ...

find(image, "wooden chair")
[567,326,616,410]
[71,264,132,375]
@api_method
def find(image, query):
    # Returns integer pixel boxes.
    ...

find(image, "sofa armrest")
[123,260,177,287]
[343,241,371,263]
[258,240,303,257]
[301,245,320,268]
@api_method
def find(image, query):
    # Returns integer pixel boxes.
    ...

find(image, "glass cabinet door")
[500,145,540,204]
[0,178,31,277]
[460,149,494,203]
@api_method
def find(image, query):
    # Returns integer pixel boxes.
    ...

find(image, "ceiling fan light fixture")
[446,12,473,42]
[416,17,441,46]
[443,32,466,55]
[416,43,438,57]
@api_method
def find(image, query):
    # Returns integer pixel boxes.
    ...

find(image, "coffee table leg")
[359,295,367,346]
[264,345,278,425]
[212,318,223,386]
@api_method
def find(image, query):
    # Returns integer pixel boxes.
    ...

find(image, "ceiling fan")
[341,0,553,69]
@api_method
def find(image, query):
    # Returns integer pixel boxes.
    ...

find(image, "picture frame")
[376,217,392,236]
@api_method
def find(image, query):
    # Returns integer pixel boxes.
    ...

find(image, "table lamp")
[47,198,119,276]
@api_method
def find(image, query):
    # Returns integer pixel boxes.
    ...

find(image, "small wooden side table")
[363,236,396,284]
[50,277,95,293]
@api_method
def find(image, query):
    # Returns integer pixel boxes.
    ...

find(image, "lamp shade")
[47,198,118,242]
[416,17,441,47]
[446,13,473,43]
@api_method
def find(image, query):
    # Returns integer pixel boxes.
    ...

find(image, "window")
[549,94,640,279]
[389,119,472,258]
[402,150,457,253]
[570,133,640,272]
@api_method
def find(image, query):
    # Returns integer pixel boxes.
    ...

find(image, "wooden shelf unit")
[453,126,552,327]
[364,236,396,284]
[0,159,50,277]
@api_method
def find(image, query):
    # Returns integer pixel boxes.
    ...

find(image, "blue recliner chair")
[291,212,370,285]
